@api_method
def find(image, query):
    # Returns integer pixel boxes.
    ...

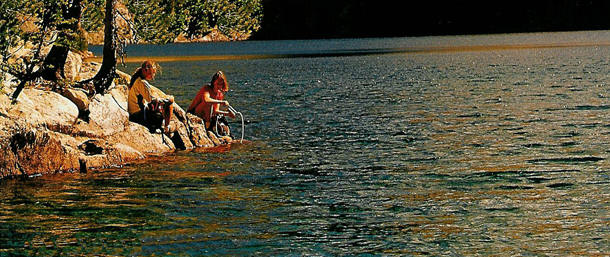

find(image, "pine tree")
[40,0,88,82]
[0,0,71,100]
[1,0,264,97]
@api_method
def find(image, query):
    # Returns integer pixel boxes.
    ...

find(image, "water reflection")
[2,33,610,255]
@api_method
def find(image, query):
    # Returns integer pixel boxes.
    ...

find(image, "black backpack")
[146,99,165,132]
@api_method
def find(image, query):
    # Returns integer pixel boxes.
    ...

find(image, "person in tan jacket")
[128,60,174,134]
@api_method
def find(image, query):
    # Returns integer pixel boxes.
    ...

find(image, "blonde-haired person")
[187,71,236,142]
[128,60,174,134]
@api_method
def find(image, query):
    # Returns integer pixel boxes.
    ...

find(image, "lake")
[1,31,609,255]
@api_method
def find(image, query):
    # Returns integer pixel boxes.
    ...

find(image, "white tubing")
[211,104,244,143]
[227,105,244,143]
[236,111,244,143]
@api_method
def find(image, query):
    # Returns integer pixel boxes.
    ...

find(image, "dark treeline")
[252,0,610,40]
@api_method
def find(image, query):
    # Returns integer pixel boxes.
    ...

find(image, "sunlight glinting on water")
[1,31,609,255]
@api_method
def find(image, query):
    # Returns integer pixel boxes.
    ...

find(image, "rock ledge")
[0,55,218,179]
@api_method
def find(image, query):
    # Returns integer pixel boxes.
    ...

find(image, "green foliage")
[187,0,262,39]
[0,0,24,60]
[217,0,263,38]
[0,1,50,84]
[126,0,181,43]
[2,0,264,53]
[0,0,89,98]
[0,0,22,91]
[53,0,89,52]
[127,0,262,43]
[82,0,105,32]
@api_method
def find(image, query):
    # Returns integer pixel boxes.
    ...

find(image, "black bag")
[145,99,165,132]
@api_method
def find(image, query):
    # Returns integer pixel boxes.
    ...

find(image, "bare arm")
[204,92,236,118]
[214,104,235,118]
[203,91,228,105]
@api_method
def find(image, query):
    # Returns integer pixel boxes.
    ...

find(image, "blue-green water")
[2,31,610,256]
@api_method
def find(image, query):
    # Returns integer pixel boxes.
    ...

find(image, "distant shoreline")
[87,41,610,63]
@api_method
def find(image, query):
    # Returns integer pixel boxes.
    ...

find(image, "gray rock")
[88,85,129,136]
[61,88,90,113]
[0,62,225,179]
[6,89,79,132]
[64,51,83,81]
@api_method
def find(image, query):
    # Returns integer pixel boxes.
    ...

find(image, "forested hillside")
[253,0,610,40]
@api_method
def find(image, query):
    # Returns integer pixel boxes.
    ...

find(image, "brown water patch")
[401,190,475,202]
[472,164,527,172]
[154,170,235,179]
[194,144,232,153]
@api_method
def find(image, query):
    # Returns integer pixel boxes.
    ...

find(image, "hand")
[221,100,229,106]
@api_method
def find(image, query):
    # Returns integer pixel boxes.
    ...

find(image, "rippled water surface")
[2,32,610,256]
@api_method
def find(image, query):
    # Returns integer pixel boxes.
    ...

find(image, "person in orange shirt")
[187,71,236,141]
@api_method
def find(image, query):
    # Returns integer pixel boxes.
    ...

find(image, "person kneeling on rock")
[186,71,235,143]
[128,60,174,134]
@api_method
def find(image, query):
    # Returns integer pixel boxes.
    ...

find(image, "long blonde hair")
[130,60,159,88]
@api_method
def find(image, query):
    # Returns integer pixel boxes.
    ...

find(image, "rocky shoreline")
[0,52,221,179]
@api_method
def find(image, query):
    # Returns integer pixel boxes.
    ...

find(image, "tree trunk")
[10,78,28,101]
[92,0,117,94]
[40,0,83,81]
[41,46,69,81]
